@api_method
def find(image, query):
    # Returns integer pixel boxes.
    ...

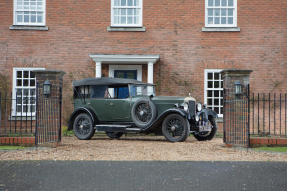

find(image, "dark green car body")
[69,77,218,142]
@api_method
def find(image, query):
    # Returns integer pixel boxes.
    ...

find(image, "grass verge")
[255,147,287,153]
[0,146,26,150]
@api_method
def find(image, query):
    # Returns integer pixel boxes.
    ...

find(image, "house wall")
[0,0,287,124]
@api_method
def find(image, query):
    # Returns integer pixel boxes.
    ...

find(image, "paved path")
[0,161,287,191]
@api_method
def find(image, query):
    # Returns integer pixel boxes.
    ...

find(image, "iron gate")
[35,83,62,145]
[223,85,250,147]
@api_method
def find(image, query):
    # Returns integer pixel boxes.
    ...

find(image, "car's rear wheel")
[73,113,95,140]
[131,98,157,128]
[162,114,190,142]
[106,132,123,139]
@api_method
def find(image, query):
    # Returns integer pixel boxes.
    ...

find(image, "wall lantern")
[234,81,242,95]
[43,80,51,97]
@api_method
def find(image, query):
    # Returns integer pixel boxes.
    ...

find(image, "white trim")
[12,67,45,117]
[89,54,160,64]
[95,62,102,78]
[13,0,46,26]
[111,0,143,27]
[205,0,237,28]
[204,69,223,118]
[109,65,142,81]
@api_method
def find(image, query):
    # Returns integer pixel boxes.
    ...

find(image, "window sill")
[9,25,49,31]
[202,27,240,32]
[107,26,146,32]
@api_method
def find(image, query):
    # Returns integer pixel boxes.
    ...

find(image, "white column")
[147,62,154,95]
[95,62,102,78]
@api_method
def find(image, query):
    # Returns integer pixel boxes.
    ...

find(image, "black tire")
[193,118,217,141]
[73,113,95,140]
[106,132,123,139]
[131,98,157,128]
[162,114,190,142]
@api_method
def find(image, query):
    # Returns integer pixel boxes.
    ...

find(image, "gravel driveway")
[1,135,287,161]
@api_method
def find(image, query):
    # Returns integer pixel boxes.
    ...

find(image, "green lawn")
[0,146,26,150]
[255,147,287,153]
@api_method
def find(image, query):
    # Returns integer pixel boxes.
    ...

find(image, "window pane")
[214,81,219,88]
[121,8,126,15]
[17,80,22,86]
[128,0,133,6]
[23,80,29,86]
[24,71,29,78]
[24,89,29,96]
[17,71,22,78]
[208,81,213,88]
[208,73,213,80]
[208,0,213,6]
[121,0,126,6]
[215,0,220,6]
[16,89,22,96]
[214,17,220,24]
[228,0,233,7]
[228,8,233,16]
[30,71,35,78]
[221,81,223,88]
[134,0,139,6]
[30,79,35,86]
[31,105,35,112]
[214,73,219,80]
[214,107,219,114]
[208,99,212,105]
[208,90,212,97]
[221,0,227,6]
[127,16,133,24]
[127,9,133,15]
[221,8,226,16]
[228,17,233,24]
[31,14,36,23]
[134,16,139,24]
[214,99,219,106]
[114,16,119,24]
[214,8,220,16]
[114,9,119,15]
[30,89,36,96]
[214,90,219,97]
[24,14,29,23]
[17,105,22,112]
[120,16,126,24]
[114,0,120,6]
[208,9,213,16]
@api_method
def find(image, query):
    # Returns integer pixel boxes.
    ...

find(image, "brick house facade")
[0,0,287,125]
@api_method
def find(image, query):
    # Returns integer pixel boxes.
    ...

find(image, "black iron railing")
[250,93,287,137]
[0,91,36,137]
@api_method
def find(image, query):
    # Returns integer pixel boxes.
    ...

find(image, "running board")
[95,124,141,133]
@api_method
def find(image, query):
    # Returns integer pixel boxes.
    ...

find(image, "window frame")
[13,0,46,26]
[12,67,45,117]
[204,69,223,118]
[205,0,237,28]
[111,0,143,27]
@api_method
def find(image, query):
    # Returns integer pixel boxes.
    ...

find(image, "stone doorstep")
[250,137,287,147]
[0,137,35,146]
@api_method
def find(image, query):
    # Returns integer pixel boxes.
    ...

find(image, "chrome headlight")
[183,102,189,112]
[196,103,202,112]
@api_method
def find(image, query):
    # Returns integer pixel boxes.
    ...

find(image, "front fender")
[68,107,97,130]
[197,108,218,123]
[143,108,188,131]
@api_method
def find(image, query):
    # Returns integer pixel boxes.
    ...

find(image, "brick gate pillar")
[33,70,65,145]
[221,69,252,147]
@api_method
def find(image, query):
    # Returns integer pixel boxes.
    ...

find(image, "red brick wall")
[0,0,287,123]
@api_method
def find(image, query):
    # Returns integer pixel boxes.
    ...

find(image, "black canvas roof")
[73,77,153,87]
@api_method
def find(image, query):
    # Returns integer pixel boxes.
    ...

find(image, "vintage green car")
[68,77,218,142]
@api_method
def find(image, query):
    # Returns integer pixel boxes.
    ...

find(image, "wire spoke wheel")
[131,98,157,128]
[73,113,95,140]
[162,114,189,142]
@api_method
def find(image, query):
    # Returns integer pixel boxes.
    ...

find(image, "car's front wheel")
[106,132,123,139]
[193,118,217,141]
[73,113,95,140]
[162,114,190,142]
